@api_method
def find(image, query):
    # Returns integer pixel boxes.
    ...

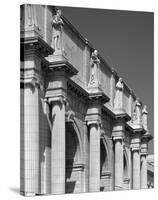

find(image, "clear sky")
[59,5,154,154]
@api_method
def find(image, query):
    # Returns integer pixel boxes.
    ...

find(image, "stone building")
[147,154,154,188]
[20,4,153,196]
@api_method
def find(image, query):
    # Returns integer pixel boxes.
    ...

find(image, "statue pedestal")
[131,123,142,130]
[86,85,102,94]
[113,108,126,115]
[47,50,67,63]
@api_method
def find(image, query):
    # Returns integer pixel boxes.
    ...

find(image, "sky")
[58,6,154,154]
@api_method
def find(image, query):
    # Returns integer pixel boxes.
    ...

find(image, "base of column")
[115,186,123,191]
[141,186,148,190]
[51,182,65,195]
[20,191,36,196]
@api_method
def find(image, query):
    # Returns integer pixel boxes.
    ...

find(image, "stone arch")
[123,149,129,179]
[65,119,84,193]
[100,137,110,173]
[72,119,84,162]
[100,136,110,191]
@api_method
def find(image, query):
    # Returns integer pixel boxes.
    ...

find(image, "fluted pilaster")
[48,97,66,194]
[87,120,101,192]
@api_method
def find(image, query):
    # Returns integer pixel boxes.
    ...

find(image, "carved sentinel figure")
[142,105,148,114]
[51,9,64,50]
[114,78,124,109]
[132,98,142,124]
[142,105,148,130]
[88,50,100,87]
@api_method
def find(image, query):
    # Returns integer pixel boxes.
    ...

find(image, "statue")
[51,9,64,51]
[88,50,100,87]
[132,98,142,124]
[142,105,148,130]
[142,105,148,114]
[114,78,124,109]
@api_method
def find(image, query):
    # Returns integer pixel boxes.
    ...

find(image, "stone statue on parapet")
[132,98,142,125]
[142,105,148,131]
[142,105,148,114]
[51,9,64,50]
[88,50,100,87]
[114,78,124,109]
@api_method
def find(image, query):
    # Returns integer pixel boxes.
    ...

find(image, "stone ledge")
[20,35,54,59]
[48,60,78,77]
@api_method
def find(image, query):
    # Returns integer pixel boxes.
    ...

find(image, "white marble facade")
[20,4,153,196]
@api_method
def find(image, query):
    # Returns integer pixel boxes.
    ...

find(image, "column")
[88,121,100,192]
[140,105,152,189]
[113,136,124,190]
[20,80,40,196]
[132,148,140,189]
[82,123,89,192]
[49,97,65,194]
[141,154,147,189]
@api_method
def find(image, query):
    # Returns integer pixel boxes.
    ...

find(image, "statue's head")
[56,9,62,17]
[136,98,142,107]
[119,77,123,82]
[143,105,148,113]
[93,50,98,56]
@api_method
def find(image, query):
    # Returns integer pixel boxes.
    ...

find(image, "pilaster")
[130,126,146,190]
[20,35,53,196]
[45,54,78,194]
[112,102,130,190]
[131,141,140,190]
[87,120,101,192]
[140,135,153,189]
[85,86,109,192]
[48,96,66,194]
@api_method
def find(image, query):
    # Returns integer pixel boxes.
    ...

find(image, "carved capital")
[87,119,101,127]
[140,148,148,156]
[130,142,140,152]
[47,95,66,106]
[20,75,43,91]
[112,135,124,142]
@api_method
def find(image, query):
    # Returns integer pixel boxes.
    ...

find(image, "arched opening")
[123,152,128,178]
[65,122,83,193]
[123,150,130,189]
[100,139,108,173]
[100,138,109,191]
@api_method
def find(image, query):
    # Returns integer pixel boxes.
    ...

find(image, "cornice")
[67,79,89,101]
[114,111,131,122]
[48,60,78,77]
[141,133,153,142]
[102,105,115,120]
[20,35,54,60]
[88,90,110,105]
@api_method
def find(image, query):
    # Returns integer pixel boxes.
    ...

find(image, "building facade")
[20,4,153,196]
[147,154,154,188]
